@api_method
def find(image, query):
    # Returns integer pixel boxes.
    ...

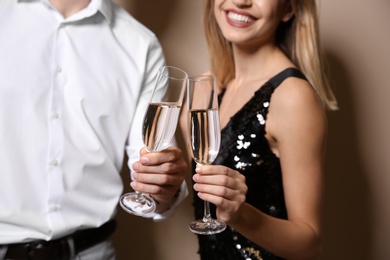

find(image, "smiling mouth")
[227,11,255,23]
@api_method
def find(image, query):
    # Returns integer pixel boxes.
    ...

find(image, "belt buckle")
[27,241,50,259]
[28,239,69,260]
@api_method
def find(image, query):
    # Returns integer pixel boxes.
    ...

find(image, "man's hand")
[130,146,188,213]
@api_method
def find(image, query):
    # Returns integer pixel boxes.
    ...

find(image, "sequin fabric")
[193,68,306,260]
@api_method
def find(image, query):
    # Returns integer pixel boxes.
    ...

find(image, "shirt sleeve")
[124,36,188,221]
[126,35,166,175]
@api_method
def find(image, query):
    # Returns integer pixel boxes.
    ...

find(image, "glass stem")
[202,201,213,223]
[134,191,143,202]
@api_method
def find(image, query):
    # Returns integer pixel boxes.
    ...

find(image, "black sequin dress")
[193,68,307,260]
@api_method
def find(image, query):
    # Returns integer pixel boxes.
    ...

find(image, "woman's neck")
[232,43,293,86]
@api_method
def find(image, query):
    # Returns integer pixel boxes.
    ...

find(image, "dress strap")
[219,68,306,102]
[267,68,307,89]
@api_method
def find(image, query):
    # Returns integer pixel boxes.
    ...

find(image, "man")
[0,0,188,259]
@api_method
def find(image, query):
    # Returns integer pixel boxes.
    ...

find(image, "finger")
[133,160,187,178]
[139,147,148,156]
[133,153,187,176]
[196,191,244,213]
[193,174,240,189]
[134,161,175,174]
[193,182,235,198]
[140,147,183,166]
[131,181,179,199]
[195,165,228,175]
[134,171,183,186]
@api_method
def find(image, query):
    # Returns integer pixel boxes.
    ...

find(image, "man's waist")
[1,220,116,260]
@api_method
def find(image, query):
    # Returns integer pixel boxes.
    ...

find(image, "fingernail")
[132,162,138,171]
[140,156,149,164]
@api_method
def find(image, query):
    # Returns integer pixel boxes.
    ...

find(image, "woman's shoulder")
[272,75,323,112]
[267,74,326,131]
[265,73,327,148]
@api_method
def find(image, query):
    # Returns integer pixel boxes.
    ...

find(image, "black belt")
[3,220,116,260]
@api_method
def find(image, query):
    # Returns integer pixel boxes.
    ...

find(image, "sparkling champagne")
[143,102,181,152]
[188,108,220,165]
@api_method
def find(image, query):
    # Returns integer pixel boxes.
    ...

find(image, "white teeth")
[227,12,253,23]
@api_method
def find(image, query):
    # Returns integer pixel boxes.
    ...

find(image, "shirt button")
[55,66,62,74]
[50,205,60,212]
[50,159,59,166]
[51,111,59,119]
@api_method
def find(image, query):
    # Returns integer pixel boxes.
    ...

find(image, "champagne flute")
[120,66,188,216]
[187,74,227,234]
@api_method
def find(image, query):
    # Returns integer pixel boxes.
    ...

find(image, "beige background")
[112,0,390,259]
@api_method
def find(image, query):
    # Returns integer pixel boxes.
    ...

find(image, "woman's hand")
[193,165,247,224]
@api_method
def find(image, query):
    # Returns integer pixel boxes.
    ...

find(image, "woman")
[182,0,338,259]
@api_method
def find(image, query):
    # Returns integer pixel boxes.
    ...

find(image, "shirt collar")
[90,0,113,24]
[98,0,113,24]
[17,0,113,24]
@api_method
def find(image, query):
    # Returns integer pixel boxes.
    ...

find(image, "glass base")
[120,192,156,216]
[189,218,227,235]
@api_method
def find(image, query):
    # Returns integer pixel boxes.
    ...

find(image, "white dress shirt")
[0,0,187,244]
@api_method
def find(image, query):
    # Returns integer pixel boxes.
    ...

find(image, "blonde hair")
[203,0,338,110]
